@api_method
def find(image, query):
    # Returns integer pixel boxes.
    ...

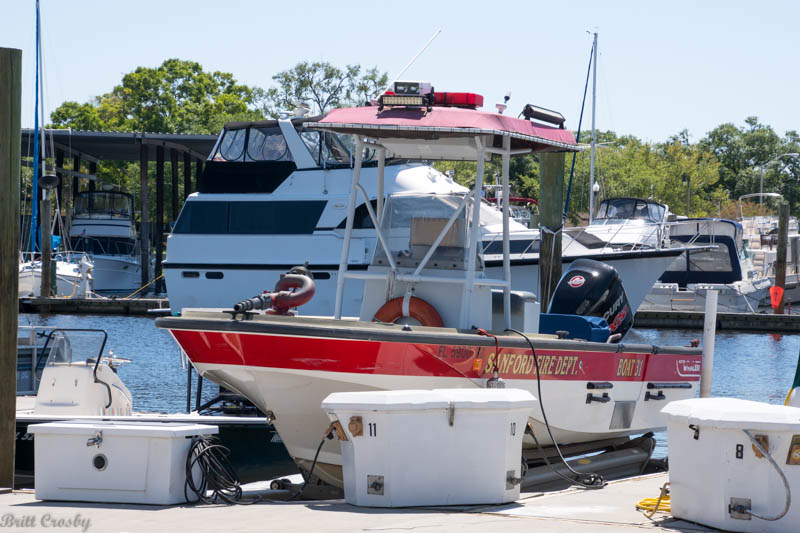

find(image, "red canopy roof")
[309,106,581,153]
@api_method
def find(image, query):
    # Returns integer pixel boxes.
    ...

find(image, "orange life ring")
[373,296,444,327]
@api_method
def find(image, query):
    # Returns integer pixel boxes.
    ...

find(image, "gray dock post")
[0,47,22,488]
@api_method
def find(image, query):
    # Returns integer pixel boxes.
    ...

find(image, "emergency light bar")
[378,81,435,111]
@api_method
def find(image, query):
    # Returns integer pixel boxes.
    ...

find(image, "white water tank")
[29,421,218,505]
[664,398,800,532]
[321,388,537,507]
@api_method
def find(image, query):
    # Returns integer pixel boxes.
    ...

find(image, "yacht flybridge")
[164,108,688,316]
[157,86,702,488]
[68,190,144,292]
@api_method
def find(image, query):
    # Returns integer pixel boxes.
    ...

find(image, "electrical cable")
[505,328,606,490]
[741,429,791,521]
[184,435,259,505]
[288,425,335,501]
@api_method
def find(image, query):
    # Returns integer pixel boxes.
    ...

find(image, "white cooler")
[663,398,800,533]
[29,420,218,505]
[321,388,537,507]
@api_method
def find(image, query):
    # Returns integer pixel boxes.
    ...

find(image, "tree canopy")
[44,57,800,223]
[261,61,388,117]
[50,59,263,134]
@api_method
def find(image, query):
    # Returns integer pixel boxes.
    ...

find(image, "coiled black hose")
[184,435,259,505]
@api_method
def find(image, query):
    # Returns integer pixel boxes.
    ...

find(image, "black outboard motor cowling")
[547,258,633,340]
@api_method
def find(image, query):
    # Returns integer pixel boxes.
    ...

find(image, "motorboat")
[640,218,772,312]
[14,327,294,488]
[157,88,703,487]
[738,193,800,305]
[163,115,689,317]
[575,197,671,250]
[68,190,144,293]
[18,253,93,298]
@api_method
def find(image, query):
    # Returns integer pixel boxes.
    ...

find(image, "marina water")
[19,313,800,457]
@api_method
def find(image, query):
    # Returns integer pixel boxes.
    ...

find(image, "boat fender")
[373,296,444,327]
[268,273,315,315]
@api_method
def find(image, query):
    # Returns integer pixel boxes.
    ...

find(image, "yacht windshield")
[73,192,132,219]
[301,130,352,166]
[213,126,293,162]
[595,198,664,223]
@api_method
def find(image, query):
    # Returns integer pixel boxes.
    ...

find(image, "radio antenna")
[385,28,442,92]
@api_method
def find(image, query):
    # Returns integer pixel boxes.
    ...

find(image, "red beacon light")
[433,92,483,109]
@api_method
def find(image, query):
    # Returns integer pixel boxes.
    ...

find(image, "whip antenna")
[385,28,442,91]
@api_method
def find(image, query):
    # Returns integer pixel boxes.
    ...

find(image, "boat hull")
[159,313,702,486]
[90,255,142,293]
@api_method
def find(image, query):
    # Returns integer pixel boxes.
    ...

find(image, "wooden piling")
[71,156,80,208]
[139,143,150,288]
[155,146,164,292]
[538,152,564,309]
[775,203,790,314]
[183,152,191,200]
[40,194,51,297]
[170,148,179,221]
[0,47,22,489]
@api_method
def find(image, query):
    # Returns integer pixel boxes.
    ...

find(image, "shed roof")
[20,128,218,163]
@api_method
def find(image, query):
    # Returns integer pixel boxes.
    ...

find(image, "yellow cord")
[123,273,164,300]
[636,482,671,518]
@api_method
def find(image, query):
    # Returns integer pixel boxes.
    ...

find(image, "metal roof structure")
[20,128,217,164]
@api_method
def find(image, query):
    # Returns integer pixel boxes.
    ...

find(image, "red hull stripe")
[170,330,701,382]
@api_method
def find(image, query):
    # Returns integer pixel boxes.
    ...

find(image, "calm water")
[18,313,800,457]
[18,313,218,413]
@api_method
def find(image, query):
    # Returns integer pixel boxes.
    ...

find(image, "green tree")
[261,61,388,117]
[50,59,264,135]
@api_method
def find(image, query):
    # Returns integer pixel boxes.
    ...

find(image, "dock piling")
[0,46,22,489]
[700,288,718,398]
[775,202,789,314]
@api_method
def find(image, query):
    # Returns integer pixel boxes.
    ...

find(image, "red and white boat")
[157,85,702,486]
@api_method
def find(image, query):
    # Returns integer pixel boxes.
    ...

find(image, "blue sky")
[2,0,798,143]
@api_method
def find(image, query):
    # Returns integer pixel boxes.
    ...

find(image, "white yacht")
[164,115,688,316]
[640,218,771,312]
[68,190,143,293]
[576,197,671,250]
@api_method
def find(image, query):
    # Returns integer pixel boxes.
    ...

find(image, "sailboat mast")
[588,31,598,223]
[30,0,41,253]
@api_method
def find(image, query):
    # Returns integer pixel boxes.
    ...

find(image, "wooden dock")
[635,309,800,332]
[18,297,169,316]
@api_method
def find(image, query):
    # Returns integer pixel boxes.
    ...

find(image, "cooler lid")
[27,420,219,438]
[433,388,538,409]
[322,390,450,411]
[322,388,537,411]
[662,398,800,432]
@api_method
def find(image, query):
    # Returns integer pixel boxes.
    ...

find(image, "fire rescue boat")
[157,83,702,487]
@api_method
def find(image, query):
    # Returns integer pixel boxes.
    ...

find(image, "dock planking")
[18,297,169,316]
[635,309,800,332]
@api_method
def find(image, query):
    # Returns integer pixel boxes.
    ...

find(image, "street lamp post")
[759,153,800,204]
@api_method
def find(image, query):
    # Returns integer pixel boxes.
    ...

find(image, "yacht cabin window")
[214,127,293,162]
[172,200,327,235]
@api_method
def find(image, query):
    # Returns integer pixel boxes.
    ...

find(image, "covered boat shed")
[20,129,217,290]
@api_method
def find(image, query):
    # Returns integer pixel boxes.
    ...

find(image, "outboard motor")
[547,259,633,341]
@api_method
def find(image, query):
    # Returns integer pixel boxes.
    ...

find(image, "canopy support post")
[334,137,364,319]
[501,134,512,330]
[460,136,487,329]
[377,147,385,223]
